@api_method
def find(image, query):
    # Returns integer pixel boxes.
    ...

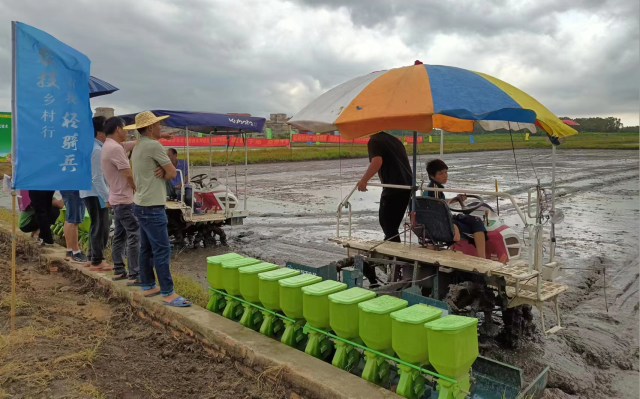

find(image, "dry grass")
[0,325,62,352]
[0,163,11,178]
[0,327,106,388]
[76,382,107,399]
[0,294,29,309]
[0,208,13,225]
[0,282,109,392]
[257,365,288,395]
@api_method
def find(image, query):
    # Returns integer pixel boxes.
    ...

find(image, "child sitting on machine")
[423,159,487,258]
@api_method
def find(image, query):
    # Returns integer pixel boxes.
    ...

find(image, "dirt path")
[0,243,286,399]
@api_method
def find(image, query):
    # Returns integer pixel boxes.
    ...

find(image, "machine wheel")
[444,281,496,317]
[445,281,501,336]
[499,305,535,348]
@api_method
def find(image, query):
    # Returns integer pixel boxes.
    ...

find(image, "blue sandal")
[163,296,192,307]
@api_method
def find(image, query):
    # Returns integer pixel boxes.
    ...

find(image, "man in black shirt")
[357,131,413,242]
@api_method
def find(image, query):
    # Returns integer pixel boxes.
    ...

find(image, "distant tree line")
[559,116,638,133]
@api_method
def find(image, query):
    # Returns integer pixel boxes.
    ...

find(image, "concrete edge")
[0,223,398,399]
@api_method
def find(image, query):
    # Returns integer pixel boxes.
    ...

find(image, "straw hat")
[124,111,169,130]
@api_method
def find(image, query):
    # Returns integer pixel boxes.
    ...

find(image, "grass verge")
[172,272,209,308]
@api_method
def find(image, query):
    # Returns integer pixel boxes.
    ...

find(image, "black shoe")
[70,252,88,264]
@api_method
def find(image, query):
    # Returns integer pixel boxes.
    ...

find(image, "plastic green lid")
[259,268,300,281]
[391,304,442,324]
[207,253,243,265]
[302,280,346,296]
[424,315,478,331]
[279,274,322,288]
[358,295,408,314]
[239,262,279,274]
[329,287,376,304]
[221,258,260,269]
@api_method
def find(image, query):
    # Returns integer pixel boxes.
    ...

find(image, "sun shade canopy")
[118,110,266,134]
[288,63,577,139]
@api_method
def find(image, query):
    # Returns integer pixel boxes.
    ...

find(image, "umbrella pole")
[186,127,191,183]
[550,144,557,262]
[440,129,444,157]
[412,131,417,212]
[209,130,213,178]
[244,132,248,211]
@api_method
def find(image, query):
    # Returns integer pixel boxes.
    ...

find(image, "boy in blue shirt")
[424,159,487,258]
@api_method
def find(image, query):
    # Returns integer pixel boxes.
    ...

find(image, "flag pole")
[10,190,16,333]
[10,21,17,334]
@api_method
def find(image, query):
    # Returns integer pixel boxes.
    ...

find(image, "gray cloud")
[0,0,638,126]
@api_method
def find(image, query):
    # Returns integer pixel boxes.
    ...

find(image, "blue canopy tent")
[89,76,119,98]
[118,110,265,134]
[118,110,267,213]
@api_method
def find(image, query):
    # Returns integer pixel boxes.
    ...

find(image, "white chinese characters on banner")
[61,112,79,129]
[36,44,80,171]
[62,133,78,150]
[59,154,77,171]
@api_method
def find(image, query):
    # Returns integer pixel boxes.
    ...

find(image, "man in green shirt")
[128,111,190,307]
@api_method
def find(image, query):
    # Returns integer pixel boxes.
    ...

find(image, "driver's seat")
[411,195,458,248]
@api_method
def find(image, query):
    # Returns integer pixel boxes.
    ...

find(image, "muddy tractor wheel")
[444,281,501,336]
[445,281,496,316]
[499,304,535,348]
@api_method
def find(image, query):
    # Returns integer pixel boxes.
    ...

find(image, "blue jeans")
[134,205,174,296]
[60,190,86,224]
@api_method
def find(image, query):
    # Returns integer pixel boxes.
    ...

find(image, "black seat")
[412,195,456,247]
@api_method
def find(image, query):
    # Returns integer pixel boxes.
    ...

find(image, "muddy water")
[4,148,637,398]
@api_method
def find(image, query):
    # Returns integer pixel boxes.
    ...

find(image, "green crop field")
[181,132,638,166]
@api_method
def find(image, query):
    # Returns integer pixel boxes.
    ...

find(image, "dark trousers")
[29,191,55,244]
[84,197,110,266]
[20,207,59,234]
[364,192,411,286]
[112,204,140,279]
[378,192,411,242]
[135,205,174,296]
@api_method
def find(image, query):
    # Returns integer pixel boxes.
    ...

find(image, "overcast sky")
[1,0,638,126]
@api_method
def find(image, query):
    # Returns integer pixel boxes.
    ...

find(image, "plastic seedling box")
[391,304,442,365]
[279,274,322,319]
[221,257,260,296]
[207,253,243,289]
[329,287,376,339]
[424,315,479,379]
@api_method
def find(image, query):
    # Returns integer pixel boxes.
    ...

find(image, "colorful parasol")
[289,62,577,139]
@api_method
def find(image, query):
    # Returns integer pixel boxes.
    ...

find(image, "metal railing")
[336,182,530,240]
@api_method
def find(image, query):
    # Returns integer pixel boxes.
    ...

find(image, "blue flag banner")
[469,134,475,144]
[12,22,93,190]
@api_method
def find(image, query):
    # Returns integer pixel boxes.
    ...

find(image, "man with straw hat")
[126,111,190,307]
